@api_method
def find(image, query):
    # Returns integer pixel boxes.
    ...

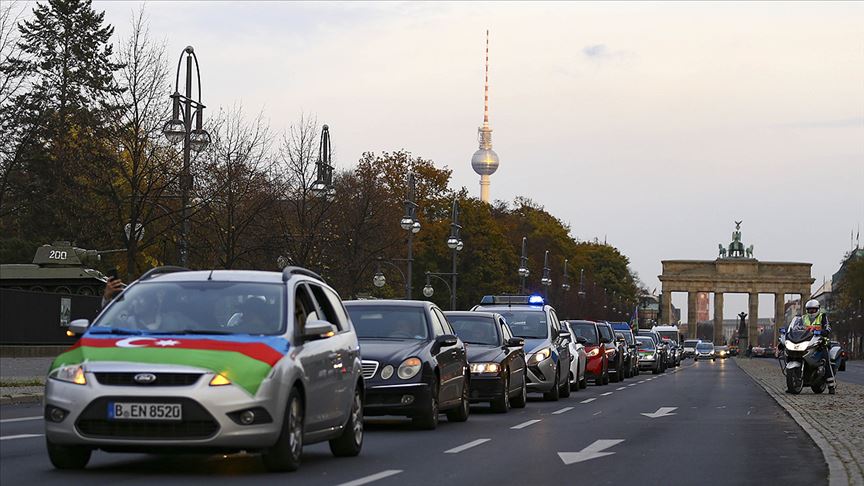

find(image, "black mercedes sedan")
[343,300,470,430]
[444,311,527,413]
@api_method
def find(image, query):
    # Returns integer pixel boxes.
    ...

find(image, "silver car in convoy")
[695,342,716,361]
[44,266,364,472]
[564,321,588,390]
[472,295,572,401]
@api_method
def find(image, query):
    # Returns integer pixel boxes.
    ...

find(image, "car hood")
[466,344,506,363]
[522,338,551,355]
[359,339,428,364]
[49,333,291,396]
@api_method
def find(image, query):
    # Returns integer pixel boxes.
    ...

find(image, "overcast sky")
[91,1,863,319]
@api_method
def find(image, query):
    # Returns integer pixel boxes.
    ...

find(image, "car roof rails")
[282,266,324,283]
[139,266,190,281]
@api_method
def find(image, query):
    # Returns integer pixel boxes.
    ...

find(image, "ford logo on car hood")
[134,373,157,384]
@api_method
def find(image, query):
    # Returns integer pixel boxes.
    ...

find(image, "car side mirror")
[436,334,459,347]
[506,337,525,348]
[68,319,90,336]
[302,320,337,341]
[575,336,587,345]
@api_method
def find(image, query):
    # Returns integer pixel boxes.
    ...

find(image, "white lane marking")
[627,383,636,387]
[0,416,42,424]
[616,387,626,391]
[337,470,404,486]
[637,380,646,384]
[641,407,678,419]
[645,378,653,381]
[511,419,542,430]
[558,439,626,465]
[0,434,43,441]
[601,392,613,396]
[593,411,602,416]
[580,398,596,404]
[552,407,574,415]
[444,438,491,454]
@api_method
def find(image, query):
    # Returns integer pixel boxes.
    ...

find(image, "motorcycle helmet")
[805,299,820,315]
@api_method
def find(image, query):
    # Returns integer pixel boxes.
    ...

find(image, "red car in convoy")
[564,320,609,386]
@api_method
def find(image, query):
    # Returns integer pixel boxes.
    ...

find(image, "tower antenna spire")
[483,29,490,128]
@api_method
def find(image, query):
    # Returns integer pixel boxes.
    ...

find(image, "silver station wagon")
[44,266,363,472]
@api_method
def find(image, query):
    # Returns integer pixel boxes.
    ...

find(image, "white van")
[651,325,681,345]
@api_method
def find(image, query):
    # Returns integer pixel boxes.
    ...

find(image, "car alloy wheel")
[263,389,304,472]
[447,373,470,422]
[491,374,510,413]
[329,385,363,457]
[511,373,528,408]
[414,381,439,430]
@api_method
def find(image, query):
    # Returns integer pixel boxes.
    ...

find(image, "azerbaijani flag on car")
[49,333,290,396]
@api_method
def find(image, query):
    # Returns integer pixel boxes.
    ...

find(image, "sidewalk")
[735,357,864,486]
[0,357,51,404]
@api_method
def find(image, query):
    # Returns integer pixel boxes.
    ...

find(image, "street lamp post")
[163,46,210,267]
[399,172,420,299]
[445,200,464,310]
[423,271,454,302]
[540,250,552,299]
[311,125,335,199]
[517,237,529,294]
[372,257,406,292]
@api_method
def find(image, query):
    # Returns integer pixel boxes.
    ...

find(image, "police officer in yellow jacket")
[803,299,835,394]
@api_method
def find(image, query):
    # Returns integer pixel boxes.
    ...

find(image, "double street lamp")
[311,124,335,199]
[162,46,211,267]
[517,237,529,294]
[540,250,552,298]
[424,200,464,310]
[399,172,420,299]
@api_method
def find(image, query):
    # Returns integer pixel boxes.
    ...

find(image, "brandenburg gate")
[658,222,814,346]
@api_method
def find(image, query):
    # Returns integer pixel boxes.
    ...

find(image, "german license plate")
[108,402,182,421]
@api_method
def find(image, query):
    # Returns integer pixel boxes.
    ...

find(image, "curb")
[0,393,43,405]
[735,359,853,486]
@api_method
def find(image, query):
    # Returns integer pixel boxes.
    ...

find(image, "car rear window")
[447,315,500,346]
[345,306,429,340]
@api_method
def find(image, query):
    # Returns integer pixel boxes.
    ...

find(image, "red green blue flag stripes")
[50,334,290,396]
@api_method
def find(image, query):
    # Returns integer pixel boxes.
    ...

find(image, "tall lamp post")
[517,237,529,294]
[445,200,464,310]
[399,172,420,299]
[372,257,406,292]
[540,250,552,299]
[311,124,335,198]
[163,46,210,267]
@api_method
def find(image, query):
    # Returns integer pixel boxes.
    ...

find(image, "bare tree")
[272,114,338,273]
[92,7,178,278]
[193,104,276,269]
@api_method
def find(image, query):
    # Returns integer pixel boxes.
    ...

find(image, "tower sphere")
[472,147,499,176]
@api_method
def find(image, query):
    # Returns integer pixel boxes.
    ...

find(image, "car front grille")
[94,373,202,387]
[75,396,219,440]
[361,360,379,380]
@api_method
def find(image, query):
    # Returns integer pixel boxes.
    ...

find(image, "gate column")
[713,292,724,344]
[774,293,785,344]
[748,292,759,345]
[688,291,698,339]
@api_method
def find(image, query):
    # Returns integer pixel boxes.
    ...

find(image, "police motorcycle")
[778,316,839,395]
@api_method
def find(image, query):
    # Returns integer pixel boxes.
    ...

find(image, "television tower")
[471,30,499,203]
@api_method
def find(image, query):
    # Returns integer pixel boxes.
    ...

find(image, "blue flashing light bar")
[528,295,545,305]
[479,295,545,306]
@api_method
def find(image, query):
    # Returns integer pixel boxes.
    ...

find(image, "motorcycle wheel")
[811,382,826,394]
[786,368,803,394]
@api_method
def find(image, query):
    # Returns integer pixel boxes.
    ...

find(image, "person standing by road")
[101,270,125,310]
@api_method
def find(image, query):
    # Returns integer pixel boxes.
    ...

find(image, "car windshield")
[448,315,500,346]
[683,340,700,347]
[346,306,429,340]
[493,310,548,339]
[657,331,679,343]
[569,322,599,345]
[95,281,285,335]
[696,343,713,351]
[636,337,655,349]
[620,331,635,345]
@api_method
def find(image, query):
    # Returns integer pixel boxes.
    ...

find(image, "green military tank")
[0,241,108,295]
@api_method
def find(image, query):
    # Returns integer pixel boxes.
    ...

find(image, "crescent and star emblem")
[114,338,182,348]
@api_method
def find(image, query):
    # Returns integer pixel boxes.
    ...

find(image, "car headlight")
[397,357,422,379]
[49,365,86,385]
[209,373,232,386]
[529,347,552,365]
[586,348,600,357]
[470,362,501,374]
[605,347,616,355]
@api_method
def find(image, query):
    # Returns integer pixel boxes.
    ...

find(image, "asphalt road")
[0,359,827,485]
[838,359,864,386]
